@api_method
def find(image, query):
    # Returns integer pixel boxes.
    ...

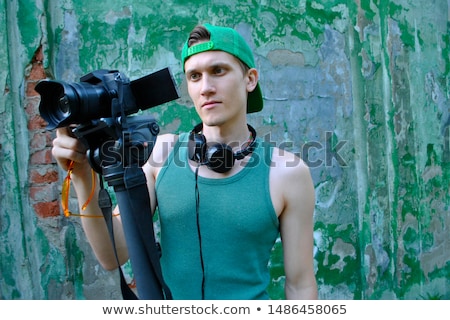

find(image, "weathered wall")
[0,0,448,299]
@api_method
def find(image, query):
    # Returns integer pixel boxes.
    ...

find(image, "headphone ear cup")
[189,132,207,163]
[206,143,235,173]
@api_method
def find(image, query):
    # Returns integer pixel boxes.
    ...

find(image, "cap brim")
[247,83,263,113]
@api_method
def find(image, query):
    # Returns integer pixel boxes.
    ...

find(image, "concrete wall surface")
[0,0,448,299]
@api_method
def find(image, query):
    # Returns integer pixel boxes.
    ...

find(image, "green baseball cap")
[181,23,263,113]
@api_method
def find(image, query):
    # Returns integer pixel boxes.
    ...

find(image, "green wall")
[0,0,448,299]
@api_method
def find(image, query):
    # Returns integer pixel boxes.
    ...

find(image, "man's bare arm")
[271,149,318,299]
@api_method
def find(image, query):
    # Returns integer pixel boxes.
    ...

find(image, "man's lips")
[201,101,221,108]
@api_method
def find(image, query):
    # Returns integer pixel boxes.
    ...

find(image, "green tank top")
[155,133,279,299]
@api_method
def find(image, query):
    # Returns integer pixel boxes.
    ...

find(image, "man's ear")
[246,68,259,93]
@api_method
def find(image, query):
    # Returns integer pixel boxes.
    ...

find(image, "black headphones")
[188,123,257,173]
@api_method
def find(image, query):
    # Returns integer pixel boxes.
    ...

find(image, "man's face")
[184,50,257,127]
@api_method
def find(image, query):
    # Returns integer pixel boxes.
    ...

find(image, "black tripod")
[103,162,171,300]
[75,115,172,300]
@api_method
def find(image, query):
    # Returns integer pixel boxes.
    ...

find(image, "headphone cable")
[195,164,206,299]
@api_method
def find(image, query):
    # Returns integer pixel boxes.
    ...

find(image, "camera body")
[35,68,179,173]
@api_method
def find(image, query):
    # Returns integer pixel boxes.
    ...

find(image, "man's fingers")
[54,127,86,154]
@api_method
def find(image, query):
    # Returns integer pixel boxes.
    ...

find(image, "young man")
[51,24,317,300]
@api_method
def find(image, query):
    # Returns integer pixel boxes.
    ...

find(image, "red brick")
[30,168,59,184]
[27,46,46,81]
[34,47,44,62]
[29,183,58,202]
[33,201,60,218]
[24,100,39,117]
[26,81,41,97]
[45,131,55,147]
[32,131,54,148]
[28,65,46,81]
[28,114,48,130]
[30,133,47,151]
[30,149,54,165]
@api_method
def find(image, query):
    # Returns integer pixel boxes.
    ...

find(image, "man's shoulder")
[156,133,179,145]
[149,133,179,168]
[270,147,309,173]
[268,147,314,218]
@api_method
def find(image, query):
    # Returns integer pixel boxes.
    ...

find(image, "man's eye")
[214,67,225,74]
[190,73,200,80]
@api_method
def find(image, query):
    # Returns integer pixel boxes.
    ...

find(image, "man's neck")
[201,120,251,151]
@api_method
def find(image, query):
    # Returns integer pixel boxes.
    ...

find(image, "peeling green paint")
[315,222,361,293]
[1,0,448,300]
[64,224,85,299]
[267,239,285,300]
[16,0,42,58]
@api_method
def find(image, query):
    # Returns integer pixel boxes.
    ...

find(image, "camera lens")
[58,95,70,114]
[36,80,112,129]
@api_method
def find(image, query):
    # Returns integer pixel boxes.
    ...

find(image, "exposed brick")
[33,201,60,218]
[29,131,54,150]
[30,133,47,151]
[24,100,39,117]
[26,46,54,220]
[30,149,54,165]
[34,46,44,62]
[30,168,59,184]
[29,183,58,202]
[27,46,46,81]
[26,81,41,97]
[28,114,48,130]
[28,64,46,81]
[45,131,55,147]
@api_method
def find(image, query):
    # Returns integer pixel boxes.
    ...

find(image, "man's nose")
[200,75,216,95]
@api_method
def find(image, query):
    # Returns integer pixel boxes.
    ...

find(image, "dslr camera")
[35,68,179,174]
